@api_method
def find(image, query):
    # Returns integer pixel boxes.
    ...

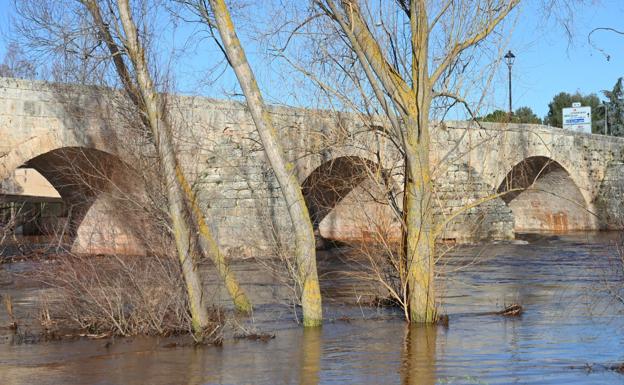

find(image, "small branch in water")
[233,332,276,342]
[469,303,524,318]
[497,303,523,317]
[435,314,450,327]
[570,362,624,375]
[609,363,624,374]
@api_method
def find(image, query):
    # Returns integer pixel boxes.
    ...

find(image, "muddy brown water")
[1,232,624,384]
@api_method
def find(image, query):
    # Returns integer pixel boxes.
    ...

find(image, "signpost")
[563,105,592,133]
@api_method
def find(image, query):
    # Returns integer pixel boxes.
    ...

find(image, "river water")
[1,232,624,384]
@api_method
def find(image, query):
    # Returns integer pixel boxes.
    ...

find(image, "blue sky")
[1,0,623,120]
[505,0,624,118]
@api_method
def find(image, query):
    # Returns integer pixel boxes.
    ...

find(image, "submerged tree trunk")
[206,0,323,326]
[116,0,210,332]
[403,126,436,323]
[114,0,251,332]
[320,0,437,323]
[404,6,437,322]
[82,0,250,315]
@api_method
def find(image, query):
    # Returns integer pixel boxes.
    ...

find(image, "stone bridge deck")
[2,77,624,256]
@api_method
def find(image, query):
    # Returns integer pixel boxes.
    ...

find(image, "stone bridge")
[2,77,624,257]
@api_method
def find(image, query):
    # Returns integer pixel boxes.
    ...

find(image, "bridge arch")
[300,155,401,243]
[496,156,593,232]
[2,146,149,255]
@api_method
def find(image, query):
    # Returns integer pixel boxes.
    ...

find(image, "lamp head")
[504,50,515,67]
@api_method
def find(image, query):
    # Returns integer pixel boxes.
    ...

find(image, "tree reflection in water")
[401,325,437,385]
[300,327,322,385]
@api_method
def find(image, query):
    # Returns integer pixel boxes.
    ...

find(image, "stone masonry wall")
[2,78,624,257]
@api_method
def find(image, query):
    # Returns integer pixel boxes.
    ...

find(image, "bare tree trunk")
[80,0,251,325]
[321,0,437,323]
[206,0,323,326]
[404,4,436,322]
[116,0,210,333]
[315,0,519,323]
[404,125,436,323]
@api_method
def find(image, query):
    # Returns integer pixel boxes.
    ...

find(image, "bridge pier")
[3,78,624,257]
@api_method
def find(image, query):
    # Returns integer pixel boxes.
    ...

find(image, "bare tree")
[90,0,252,327]
[0,42,37,79]
[179,0,323,326]
[11,0,252,335]
[307,0,520,323]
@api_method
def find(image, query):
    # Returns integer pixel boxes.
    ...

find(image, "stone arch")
[496,156,593,232]
[462,128,595,215]
[300,156,401,243]
[3,146,149,255]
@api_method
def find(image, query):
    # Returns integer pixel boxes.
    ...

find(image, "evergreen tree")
[479,106,541,124]
[602,77,624,136]
[544,92,604,133]
[479,109,508,122]
[513,107,542,124]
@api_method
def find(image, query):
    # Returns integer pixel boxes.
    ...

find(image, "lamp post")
[602,103,609,136]
[504,50,515,120]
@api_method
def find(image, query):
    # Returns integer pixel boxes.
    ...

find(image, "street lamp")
[504,50,515,119]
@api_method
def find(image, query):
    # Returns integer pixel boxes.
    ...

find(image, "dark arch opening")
[1,147,148,255]
[497,156,591,232]
[301,156,401,245]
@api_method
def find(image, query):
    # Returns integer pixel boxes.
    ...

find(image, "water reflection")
[2,232,624,384]
[185,349,204,385]
[401,325,437,385]
[300,327,322,385]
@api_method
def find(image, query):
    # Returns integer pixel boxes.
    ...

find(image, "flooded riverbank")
[2,232,624,384]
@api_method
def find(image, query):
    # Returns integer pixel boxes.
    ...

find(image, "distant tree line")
[479,107,542,124]
[479,77,624,136]
[0,42,36,79]
[543,92,604,134]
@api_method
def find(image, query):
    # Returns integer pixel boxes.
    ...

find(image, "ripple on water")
[1,232,624,384]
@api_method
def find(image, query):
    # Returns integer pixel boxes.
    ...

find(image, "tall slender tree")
[13,0,252,334]
[89,0,251,322]
[182,0,323,326]
[602,77,624,136]
[314,0,519,322]
[81,0,251,333]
